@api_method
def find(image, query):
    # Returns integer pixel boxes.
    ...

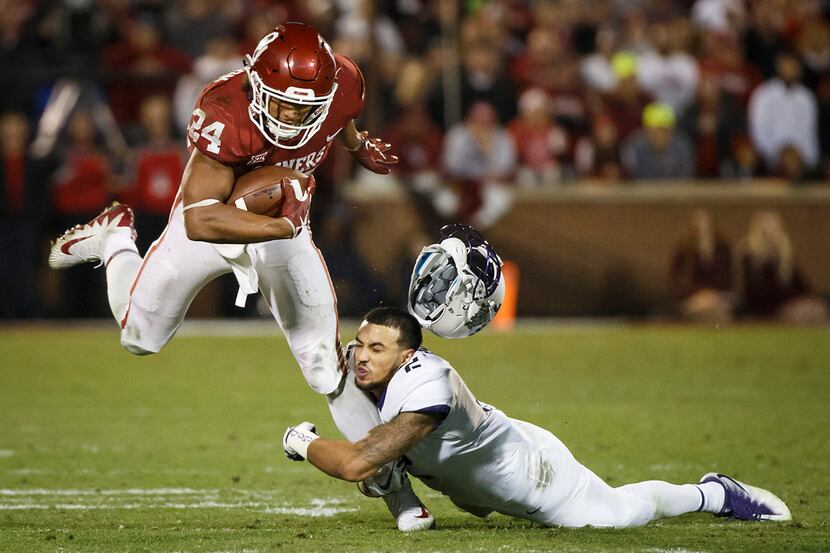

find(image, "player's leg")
[49,202,142,323]
[119,207,231,354]
[516,418,787,527]
[510,419,715,528]
[254,232,434,531]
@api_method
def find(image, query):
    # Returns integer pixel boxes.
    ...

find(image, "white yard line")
[0,490,353,517]
[0,487,209,496]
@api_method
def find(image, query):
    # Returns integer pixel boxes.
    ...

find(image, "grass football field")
[0,322,828,552]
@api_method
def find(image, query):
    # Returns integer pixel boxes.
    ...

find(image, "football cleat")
[49,202,137,270]
[381,478,435,532]
[700,472,792,522]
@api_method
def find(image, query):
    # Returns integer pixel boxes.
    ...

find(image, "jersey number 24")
[188,108,225,155]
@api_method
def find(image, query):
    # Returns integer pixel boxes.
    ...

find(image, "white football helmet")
[408,224,505,339]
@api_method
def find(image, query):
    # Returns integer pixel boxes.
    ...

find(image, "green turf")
[1,323,828,552]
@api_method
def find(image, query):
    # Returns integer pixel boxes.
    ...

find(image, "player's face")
[353,322,414,394]
[268,99,314,126]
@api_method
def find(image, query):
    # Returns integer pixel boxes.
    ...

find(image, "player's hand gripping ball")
[227,166,315,237]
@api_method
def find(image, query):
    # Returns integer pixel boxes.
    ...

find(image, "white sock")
[103,233,141,323]
[618,481,711,518]
[696,481,726,514]
[326,372,381,441]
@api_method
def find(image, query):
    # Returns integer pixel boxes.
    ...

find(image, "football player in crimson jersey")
[48,22,433,532]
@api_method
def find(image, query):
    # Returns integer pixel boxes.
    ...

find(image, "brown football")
[227,166,310,217]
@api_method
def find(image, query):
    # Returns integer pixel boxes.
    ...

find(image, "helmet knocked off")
[408,224,505,339]
[244,22,337,149]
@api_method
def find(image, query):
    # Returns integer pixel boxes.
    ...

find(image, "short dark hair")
[364,306,423,350]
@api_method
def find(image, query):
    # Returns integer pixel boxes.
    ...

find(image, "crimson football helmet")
[244,23,337,149]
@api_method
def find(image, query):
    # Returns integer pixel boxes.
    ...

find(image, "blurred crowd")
[1,0,829,319]
[670,209,828,324]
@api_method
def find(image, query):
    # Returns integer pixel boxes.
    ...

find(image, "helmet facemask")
[245,56,338,150]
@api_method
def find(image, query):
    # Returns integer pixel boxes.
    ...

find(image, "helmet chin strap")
[439,238,472,283]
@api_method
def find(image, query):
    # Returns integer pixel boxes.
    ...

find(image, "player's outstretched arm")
[339,119,399,175]
[285,412,438,482]
[182,149,298,243]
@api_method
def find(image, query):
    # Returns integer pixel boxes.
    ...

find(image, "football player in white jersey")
[283,306,792,528]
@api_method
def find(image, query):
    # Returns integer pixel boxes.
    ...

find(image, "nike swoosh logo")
[526,506,541,515]
[61,235,90,255]
[377,467,396,491]
[326,131,340,142]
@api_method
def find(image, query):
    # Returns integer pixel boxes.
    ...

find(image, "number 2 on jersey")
[188,108,225,154]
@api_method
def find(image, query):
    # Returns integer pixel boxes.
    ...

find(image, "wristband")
[286,425,319,459]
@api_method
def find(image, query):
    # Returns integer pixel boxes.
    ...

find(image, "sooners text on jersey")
[187,54,365,176]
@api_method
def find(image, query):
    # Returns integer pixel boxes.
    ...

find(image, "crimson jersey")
[187,54,365,177]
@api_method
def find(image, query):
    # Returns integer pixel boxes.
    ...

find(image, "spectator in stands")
[796,19,830,91]
[574,112,623,182]
[122,95,185,253]
[104,13,192,125]
[507,88,569,186]
[742,0,786,80]
[51,109,113,317]
[621,103,695,180]
[600,52,652,140]
[737,210,828,324]
[720,135,762,180]
[776,144,811,183]
[669,209,735,324]
[173,35,242,134]
[430,42,517,128]
[636,18,700,117]
[581,24,620,94]
[511,23,588,134]
[748,52,819,175]
[697,32,762,106]
[383,102,447,230]
[443,101,517,228]
[691,0,745,35]
[680,76,743,178]
[0,111,53,318]
[163,0,234,59]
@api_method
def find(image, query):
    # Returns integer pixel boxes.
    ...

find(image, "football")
[227,166,310,217]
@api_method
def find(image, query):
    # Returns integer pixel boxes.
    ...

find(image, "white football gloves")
[283,421,319,461]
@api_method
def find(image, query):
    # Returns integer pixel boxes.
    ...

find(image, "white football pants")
[104,196,382,440]
[508,420,705,528]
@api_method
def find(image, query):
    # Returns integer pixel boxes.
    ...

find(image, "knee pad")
[294,340,343,395]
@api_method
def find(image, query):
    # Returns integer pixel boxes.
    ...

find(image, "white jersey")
[363,346,586,523]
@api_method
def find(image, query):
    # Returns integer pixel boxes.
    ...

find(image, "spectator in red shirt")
[122,95,186,253]
[738,210,828,324]
[574,112,623,182]
[669,210,735,324]
[679,76,744,178]
[51,109,113,317]
[507,88,569,185]
[697,32,762,106]
[104,14,192,125]
[600,52,652,140]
